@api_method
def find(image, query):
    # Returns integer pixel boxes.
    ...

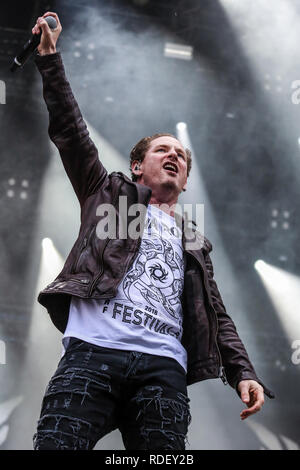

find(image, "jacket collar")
[112,171,206,253]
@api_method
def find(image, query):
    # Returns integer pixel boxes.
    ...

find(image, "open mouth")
[162,162,178,174]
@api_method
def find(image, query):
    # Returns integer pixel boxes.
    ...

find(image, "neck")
[149,194,179,217]
[137,177,180,217]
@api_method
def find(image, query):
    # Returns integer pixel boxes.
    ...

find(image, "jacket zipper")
[87,238,109,296]
[186,251,228,385]
[71,224,96,274]
[88,236,143,296]
[211,304,228,385]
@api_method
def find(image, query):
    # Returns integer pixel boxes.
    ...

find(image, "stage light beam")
[255,260,300,344]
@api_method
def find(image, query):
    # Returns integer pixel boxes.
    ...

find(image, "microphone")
[10,16,57,72]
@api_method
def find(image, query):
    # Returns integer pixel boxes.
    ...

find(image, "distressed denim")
[33,338,191,450]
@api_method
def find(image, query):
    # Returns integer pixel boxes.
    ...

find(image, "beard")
[161,178,178,192]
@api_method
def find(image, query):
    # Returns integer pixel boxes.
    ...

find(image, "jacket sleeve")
[204,249,275,399]
[35,52,107,208]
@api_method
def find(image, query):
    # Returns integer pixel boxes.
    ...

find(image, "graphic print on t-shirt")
[123,236,184,321]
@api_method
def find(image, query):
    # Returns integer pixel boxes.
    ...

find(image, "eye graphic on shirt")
[148,263,168,282]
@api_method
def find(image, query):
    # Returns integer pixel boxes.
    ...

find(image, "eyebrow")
[153,144,186,156]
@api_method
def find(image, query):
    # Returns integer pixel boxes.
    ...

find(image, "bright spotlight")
[255,260,300,343]
[40,238,64,277]
[42,238,53,249]
[164,43,193,61]
[254,259,266,270]
[176,122,187,131]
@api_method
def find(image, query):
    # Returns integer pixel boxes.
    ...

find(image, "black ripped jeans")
[33,338,191,450]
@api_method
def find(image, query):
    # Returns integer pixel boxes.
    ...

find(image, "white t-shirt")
[63,204,187,372]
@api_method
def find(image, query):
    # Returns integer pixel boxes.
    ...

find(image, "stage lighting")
[254,259,266,270]
[164,43,193,61]
[255,260,300,343]
[42,237,53,250]
[176,122,187,131]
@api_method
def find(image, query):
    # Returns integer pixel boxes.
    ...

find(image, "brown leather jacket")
[35,52,275,399]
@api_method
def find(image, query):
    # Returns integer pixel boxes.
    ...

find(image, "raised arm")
[33,12,107,207]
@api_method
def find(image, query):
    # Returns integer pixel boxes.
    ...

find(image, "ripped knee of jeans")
[33,414,92,450]
[131,385,191,450]
[45,367,112,406]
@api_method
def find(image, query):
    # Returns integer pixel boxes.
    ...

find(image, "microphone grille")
[45,16,57,30]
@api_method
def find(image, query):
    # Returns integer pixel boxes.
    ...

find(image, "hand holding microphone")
[32,12,62,56]
[10,12,62,72]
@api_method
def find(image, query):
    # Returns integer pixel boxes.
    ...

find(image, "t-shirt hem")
[62,333,187,373]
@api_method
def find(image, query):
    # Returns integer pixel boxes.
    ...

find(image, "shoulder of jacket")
[194,230,213,253]
[110,171,125,179]
[110,171,135,185]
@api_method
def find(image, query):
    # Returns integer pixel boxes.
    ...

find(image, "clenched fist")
[32,12,62,56]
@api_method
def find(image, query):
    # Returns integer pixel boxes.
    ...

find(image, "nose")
[168,148,178,159]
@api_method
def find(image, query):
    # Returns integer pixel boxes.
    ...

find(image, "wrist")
[38,47,57,56]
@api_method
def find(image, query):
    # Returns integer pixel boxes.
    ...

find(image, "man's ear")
[131,160,141,179]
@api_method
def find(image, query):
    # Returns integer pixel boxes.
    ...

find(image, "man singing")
[32,12,274,450]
